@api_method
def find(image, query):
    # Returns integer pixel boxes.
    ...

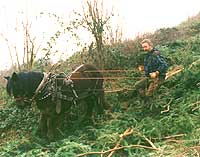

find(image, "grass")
[1,19,200,156]
[1,72,200,156]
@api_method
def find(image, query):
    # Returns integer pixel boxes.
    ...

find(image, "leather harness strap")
[31,73,48,102]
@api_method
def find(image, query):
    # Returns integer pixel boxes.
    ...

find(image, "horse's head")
[4,71,43,108]
[4,72,29,108]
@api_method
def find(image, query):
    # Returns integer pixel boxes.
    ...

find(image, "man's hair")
[141,39,153,47]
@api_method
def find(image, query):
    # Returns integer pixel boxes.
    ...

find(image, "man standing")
[135,39,168,101]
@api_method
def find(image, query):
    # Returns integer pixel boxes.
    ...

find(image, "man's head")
[141,39,153,52]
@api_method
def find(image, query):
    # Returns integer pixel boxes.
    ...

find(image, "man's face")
[142,42,152,51]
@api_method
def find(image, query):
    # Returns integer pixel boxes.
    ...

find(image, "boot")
[144,96,152,105]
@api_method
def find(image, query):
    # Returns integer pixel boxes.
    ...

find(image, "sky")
[0,0,200,70]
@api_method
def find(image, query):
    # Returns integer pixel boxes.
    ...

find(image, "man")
[135,39,168,101]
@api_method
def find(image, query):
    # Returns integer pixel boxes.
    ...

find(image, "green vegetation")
[1,13,200,157]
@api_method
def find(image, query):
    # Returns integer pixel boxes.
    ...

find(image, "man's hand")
[138,65,144,71]
[149,71,159,79]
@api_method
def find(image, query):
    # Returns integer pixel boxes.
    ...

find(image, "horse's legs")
[96,92,105,115]
[47,116,56,140]
[37,113,47,137]
[88,97,95,117]
[83,97,95,124]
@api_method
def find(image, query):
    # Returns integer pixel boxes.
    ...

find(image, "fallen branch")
[152,134,185,140]
[161,105,170,114]
[76,144,159,157]
[192,106,200,112]
[191,101,200,111]
[191,101,200,105]
[165,66,184,80]
[143,136,158,150]
[107,127,133,157]
[188,58,200,69]
[161,98,173,114]
[164,134,186,140]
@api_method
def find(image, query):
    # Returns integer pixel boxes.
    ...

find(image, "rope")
[105,88,135,93]
[71,69,137,73]
[59,88,135,93]
[55,76,144,80]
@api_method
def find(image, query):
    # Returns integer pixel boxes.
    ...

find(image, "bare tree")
[0,33,20,71]
[22,18,42,70]
[81,0,112,68]
[0,16,43,71]
[106,23,123,45]
[0,33,14,68]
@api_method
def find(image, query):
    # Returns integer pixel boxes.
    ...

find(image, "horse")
[4,64,105,140]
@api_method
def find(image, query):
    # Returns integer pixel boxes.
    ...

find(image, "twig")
[100,143,106,157]
[190,146,200,157]
[76,144,159,157]
[161,105,170,114]
[192,106,200,111]
[189,58,200,69]
[161,98,173,114]
[107,127,133,157]
[191,101,200,106]
[162,134,186,140]
[191,101,200,111]
[152,134,185,140]
[165,139,183,144]
[49,63,61,73]
[143,136,158,150]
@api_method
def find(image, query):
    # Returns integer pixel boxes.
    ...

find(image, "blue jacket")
[144,48,168,78]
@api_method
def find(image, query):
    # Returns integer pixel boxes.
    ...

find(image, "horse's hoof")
[47,132,55,141]
[35,130,46,138]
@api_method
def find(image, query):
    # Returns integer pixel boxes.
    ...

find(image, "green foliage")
[0,102,39,133]
[54,141,91,157]
[1,11,200,157]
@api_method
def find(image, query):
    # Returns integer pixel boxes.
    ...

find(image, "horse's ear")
[4,76,10,80]
[11,72,18,81]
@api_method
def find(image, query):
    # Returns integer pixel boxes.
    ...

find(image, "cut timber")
[165,66,184,80]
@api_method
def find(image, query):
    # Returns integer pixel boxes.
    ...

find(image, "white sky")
[0,0,200,70]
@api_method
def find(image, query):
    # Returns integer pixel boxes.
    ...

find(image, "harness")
[31,73,77,101]
[30,72,99,114]
[17,64,101,115]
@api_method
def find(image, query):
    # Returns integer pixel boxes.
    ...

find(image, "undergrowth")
[1,18,200,157]
[1,63,200,156]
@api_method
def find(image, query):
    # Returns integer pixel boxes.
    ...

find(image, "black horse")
[5,64,105,140]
